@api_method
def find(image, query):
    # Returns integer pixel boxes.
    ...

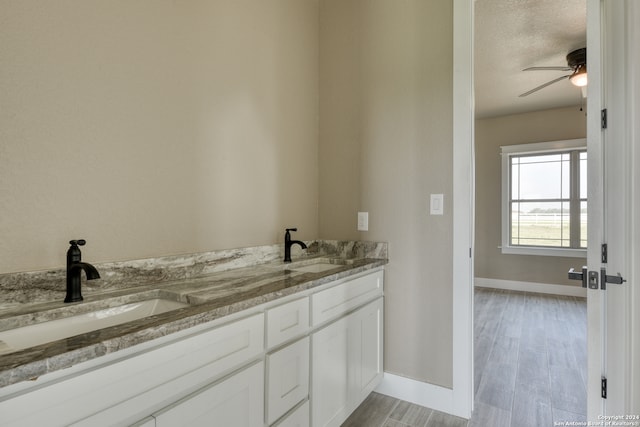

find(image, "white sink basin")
[290,262,342,273]
[0,298,189,355]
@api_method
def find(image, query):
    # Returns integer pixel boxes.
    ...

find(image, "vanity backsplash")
[0,240,388,309]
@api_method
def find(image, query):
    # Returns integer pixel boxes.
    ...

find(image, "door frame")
[630,2,640,412]
[452,0,639,420]
[452,0,474,419]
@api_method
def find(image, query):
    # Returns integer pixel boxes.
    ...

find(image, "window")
[501,139,587,258]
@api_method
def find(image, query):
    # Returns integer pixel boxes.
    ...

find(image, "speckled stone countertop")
[0,240,387,388]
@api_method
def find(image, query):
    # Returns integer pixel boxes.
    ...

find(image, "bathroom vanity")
[0,242,386,427]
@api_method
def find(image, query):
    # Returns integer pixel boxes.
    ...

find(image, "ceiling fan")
[519,48,587,97]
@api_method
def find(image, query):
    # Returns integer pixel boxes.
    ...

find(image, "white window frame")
[501,138,587,258]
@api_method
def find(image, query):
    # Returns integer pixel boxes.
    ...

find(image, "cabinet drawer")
[266,297,309,348]
[311,270,383,326]
[273,401,309,427]
[18,314,265,427]
[267,337,310,425]
[154,361,264,427]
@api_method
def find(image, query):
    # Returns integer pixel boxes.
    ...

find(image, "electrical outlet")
[357,212,369,231]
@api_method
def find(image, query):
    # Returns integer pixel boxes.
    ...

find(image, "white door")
[583,0,635,420]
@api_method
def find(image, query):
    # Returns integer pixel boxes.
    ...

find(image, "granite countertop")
[0,244,387,389]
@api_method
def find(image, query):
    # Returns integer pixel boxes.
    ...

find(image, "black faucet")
[284,228,307,263]
[65,239,100,303]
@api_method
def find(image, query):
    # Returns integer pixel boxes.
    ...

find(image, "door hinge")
[601,109,608,129]
[602,243,608,263]
[602,377,607,399]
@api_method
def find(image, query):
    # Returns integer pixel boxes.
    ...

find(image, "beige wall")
[2,0,456,390]
[319,0,454,388]
[0,0,319,273]
[475,107,587,286]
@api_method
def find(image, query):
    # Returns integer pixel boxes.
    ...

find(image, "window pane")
[511,159,520,199]
[519,154,563,163]
[512,153,569,200]
[581,201,588,248]
[580,151,588,199]
[562,153,570,199]
[511,201,571,247]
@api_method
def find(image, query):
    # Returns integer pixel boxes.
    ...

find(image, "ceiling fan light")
[570,65,588,87]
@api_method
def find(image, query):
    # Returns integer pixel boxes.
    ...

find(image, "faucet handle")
[69,239,86,246]
[286,228,298,232]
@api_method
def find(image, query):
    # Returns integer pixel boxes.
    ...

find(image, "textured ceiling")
[475,0,587,118]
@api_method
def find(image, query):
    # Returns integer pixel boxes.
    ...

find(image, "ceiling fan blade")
[523,66,572,71]
[519,75,571,97]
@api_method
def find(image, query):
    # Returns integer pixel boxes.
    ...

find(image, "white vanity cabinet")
[0,267,383,427]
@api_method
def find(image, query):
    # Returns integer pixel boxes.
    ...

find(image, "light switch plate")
[357,212,369,231]
[430,194,444,215]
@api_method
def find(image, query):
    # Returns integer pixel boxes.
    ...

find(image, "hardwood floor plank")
[519,323,547,354]
[549,365,588,415]
[546,337,578,369]
[476,361,517,411]
[511,381,553,427]
[495,316,523,339]
[488,334,519,365]
[382,419,412,427]
[388,400,432,426]
[474,334,494,394]
[516,347,550,389]
[570,336,588,388]
[425,410,468,427]
[469,402,510,427]
[552,408,587,425]
[544,318,572,342]
[341,392,398,427]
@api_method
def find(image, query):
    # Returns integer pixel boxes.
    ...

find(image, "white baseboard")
[474,277,587,298]
[375,373,457,417]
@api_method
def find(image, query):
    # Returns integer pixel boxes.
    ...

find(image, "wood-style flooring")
[341,287,587,427]
[471,287,587,426]
[341,391,468,427]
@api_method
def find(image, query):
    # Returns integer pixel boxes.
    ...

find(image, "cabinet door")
[154,362,264,427]
[267,337,310,424]
[349,297,384,404]
[311,316,349,427]
[311,297,384,427]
